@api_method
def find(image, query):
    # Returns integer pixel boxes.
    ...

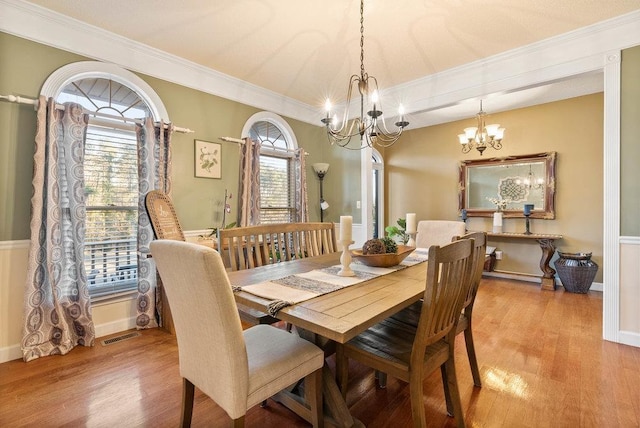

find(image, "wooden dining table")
[228,251,428,428]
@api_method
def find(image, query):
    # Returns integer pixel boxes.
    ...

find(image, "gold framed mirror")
[458,152,556,219]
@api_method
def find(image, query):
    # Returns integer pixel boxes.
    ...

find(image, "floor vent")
[101,331,141,346]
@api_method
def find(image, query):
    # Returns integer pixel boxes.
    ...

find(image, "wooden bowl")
[351,245,416,268]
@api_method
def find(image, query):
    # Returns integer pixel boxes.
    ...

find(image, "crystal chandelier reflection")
[458,100,505,155]
[321,0,409,149]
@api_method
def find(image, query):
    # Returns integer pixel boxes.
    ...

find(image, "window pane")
[259,155,294,223]
[83,125,139,297]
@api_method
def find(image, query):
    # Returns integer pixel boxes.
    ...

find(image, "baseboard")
[483,271,603,292]
[94,316,138,338]
[617,331,640,348]
[0,344,23,363]
[0,317,138,364]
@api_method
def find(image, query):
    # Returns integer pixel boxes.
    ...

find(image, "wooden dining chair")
[387,231,487,388]
[415,220,466,249]
[150,240,324,428]
[144,190,278,327]
[336,239,474,428]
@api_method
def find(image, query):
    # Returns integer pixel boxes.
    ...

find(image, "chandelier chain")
[360,0,365,79]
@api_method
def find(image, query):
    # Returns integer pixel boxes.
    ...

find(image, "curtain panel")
[22,97,95,362]
[294,149,309,223]
[238,138,261,226]
[135,118,173,329]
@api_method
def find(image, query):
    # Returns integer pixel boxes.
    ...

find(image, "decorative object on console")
[461,209,468,229]
[458,100,505,155]
[554,252,598,294]
[492,212,503,234]
[523,203,534,235]
[312,163,330,222]
[320,0,409,149]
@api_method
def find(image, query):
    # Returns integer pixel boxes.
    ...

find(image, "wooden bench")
[218,222,338,271]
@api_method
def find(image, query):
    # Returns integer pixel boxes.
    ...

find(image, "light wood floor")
[1,277,639,427]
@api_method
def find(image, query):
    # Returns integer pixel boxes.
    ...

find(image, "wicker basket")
[554,252,598,293]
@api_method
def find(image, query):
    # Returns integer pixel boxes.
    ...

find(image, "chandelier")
[458,100,505,155]
[321,0,408,149]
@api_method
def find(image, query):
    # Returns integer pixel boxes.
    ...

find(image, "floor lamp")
[312,163,329,222]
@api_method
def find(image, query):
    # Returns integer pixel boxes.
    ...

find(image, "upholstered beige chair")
[415,220,466,249]
[336,239,474,427]
[150,240,324,427]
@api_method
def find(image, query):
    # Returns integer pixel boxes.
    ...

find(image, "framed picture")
[194,140,221,179]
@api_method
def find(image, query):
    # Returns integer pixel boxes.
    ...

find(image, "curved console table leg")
[537,238,557,291]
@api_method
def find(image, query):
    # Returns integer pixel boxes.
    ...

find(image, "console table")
[486,232,563,291]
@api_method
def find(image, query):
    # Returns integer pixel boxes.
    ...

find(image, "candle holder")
[524,213,532,235]
[338,240,356,277]
[406,232,417,247]
[523,204,534,235]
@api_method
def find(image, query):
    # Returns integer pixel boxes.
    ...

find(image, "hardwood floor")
[1,277,639,427]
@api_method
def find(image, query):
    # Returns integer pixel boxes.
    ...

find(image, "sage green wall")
[385,94,604,283]
[621,45,640,237]
[0,32,361,241]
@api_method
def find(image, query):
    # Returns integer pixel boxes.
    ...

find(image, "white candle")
[340,216,352,241]
[406,213,416,234]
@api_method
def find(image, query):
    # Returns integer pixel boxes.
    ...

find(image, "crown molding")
[391,10,640,117]
[1,0,639,128]
[0,0,318,124]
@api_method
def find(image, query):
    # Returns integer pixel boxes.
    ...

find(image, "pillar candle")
[405,213,416,234]
[340,216,352,241]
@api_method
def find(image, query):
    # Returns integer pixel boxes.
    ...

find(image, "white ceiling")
[12,0,640,128]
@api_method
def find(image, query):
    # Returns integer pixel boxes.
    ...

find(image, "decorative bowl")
[351,245,416,268]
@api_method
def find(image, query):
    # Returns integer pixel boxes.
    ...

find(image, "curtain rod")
[219,136,309,156]
[0,94,194,134]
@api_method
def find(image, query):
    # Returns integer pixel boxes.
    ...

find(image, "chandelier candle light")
[321,0,409,149]
[338,216,355,277]
[458,100,505,155]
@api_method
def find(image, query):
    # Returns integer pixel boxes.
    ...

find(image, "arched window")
[243,112,300,224]
[42,62,168,299]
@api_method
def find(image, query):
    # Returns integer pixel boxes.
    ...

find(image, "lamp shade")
[313,163,330,174]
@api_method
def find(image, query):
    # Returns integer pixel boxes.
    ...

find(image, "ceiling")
[18,0,640,128]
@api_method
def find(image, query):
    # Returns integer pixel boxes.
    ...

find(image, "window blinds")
[83,124,139,298]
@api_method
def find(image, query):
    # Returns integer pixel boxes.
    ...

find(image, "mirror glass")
[459,152,556,218]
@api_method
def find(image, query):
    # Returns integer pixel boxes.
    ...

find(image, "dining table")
[228,250,429,428]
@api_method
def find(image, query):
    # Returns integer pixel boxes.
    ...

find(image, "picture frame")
[194,139,221,179]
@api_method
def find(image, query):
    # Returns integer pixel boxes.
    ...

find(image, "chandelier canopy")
[321,0,408,149]
[458,100,505,155]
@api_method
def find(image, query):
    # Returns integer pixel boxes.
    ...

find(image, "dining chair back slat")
[219,222,338,271]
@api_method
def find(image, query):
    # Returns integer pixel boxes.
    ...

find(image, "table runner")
[232,248,429,316]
